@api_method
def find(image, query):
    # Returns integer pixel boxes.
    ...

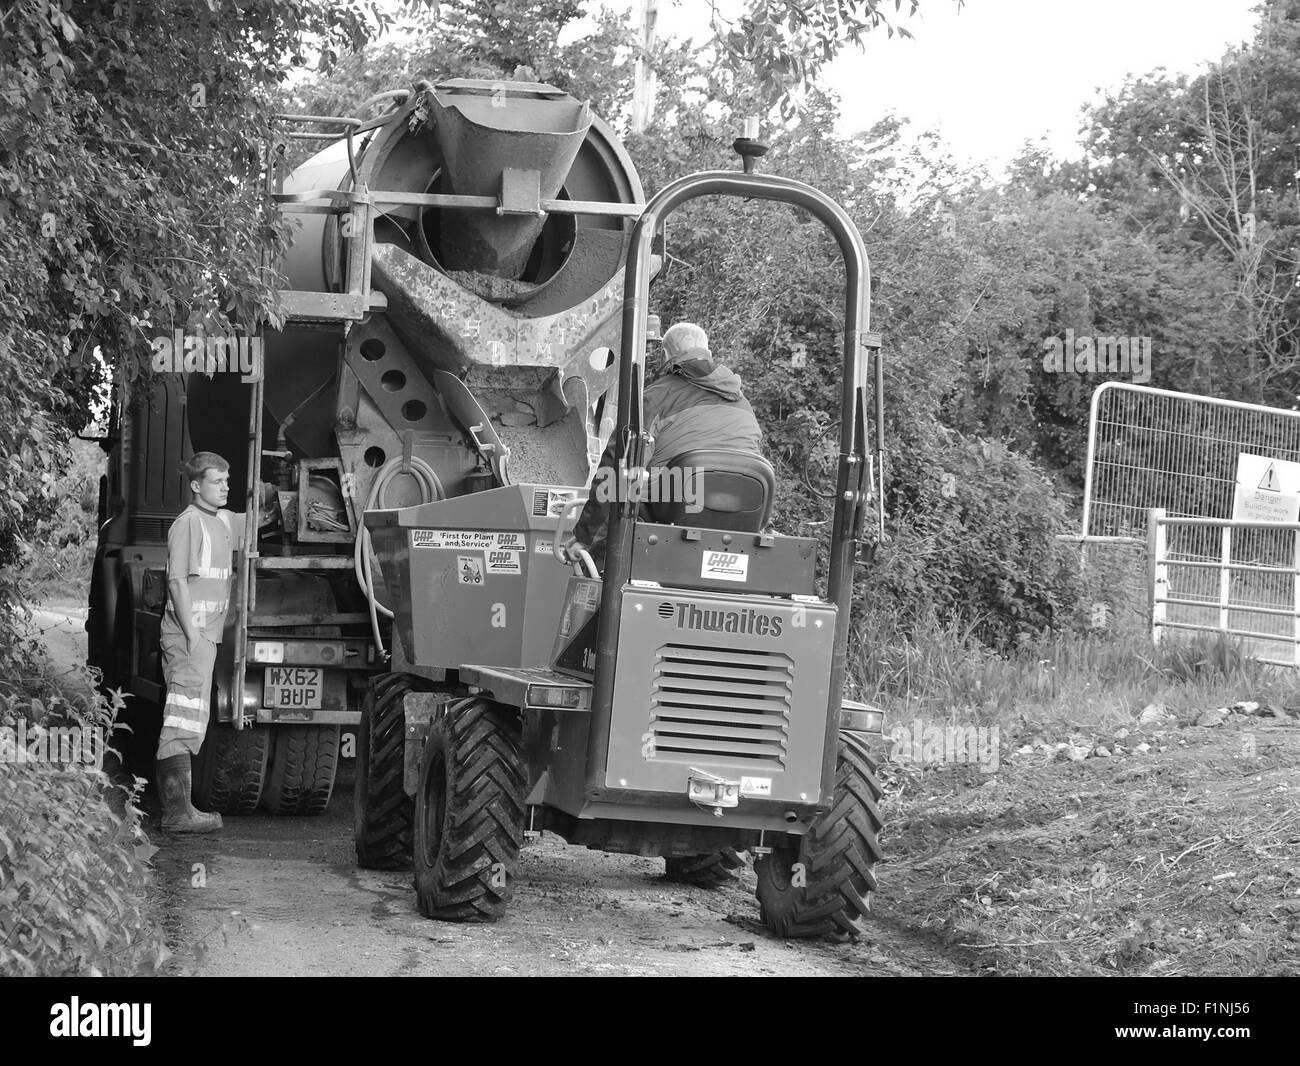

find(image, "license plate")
[264,666,323,710]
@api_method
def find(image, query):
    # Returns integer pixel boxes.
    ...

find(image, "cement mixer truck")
[88,79,645,815]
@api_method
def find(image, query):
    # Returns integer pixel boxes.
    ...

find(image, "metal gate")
[1148,511,1300,667]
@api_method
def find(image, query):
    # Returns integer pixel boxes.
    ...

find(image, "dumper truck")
[351,116,890,938]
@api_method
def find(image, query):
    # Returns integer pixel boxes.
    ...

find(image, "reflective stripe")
[197,567,230,580]
[166,692,207,712]
[191,600,229,612]
[162,715,204,734]
[198,516,212,575]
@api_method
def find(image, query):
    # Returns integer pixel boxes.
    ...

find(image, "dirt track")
[34,596,962,976]
[150,763,968,977]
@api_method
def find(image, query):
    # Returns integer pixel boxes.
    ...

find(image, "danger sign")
[1233,453,1300,523]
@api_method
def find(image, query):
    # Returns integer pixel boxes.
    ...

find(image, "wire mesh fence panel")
[1084,384,1300,539]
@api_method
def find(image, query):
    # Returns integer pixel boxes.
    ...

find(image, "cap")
[661,322,710,367]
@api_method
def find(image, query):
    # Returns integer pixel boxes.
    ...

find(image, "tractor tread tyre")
[192,724,270,815]
[414,698,525,923]
[355,673,419,869]
[260,724,340,816]
[754,733,883,941]
[664,847,746,888]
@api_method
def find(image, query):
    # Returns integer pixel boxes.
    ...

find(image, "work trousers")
[156,632,217,759]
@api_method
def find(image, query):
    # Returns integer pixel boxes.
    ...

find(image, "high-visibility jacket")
[160,504,242,643]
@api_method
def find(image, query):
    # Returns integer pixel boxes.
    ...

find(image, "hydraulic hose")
[354,456,445,659]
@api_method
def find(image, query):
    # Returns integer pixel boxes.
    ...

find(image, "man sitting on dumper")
[563,322,764,567]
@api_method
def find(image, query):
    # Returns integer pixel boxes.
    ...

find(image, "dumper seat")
[649,448,775,532]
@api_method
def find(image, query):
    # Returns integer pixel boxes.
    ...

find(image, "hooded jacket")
[572,351,763,550]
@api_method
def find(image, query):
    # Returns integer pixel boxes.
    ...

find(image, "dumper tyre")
[754,732,883,940]
[355,673,418,869]
[260,724,340,815]
[192,723,270,815]
[664,847,746,888]
[414,698,525,922]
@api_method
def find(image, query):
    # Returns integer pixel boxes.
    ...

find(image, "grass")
[847,611,1300,742]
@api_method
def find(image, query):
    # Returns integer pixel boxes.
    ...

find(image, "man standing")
[565,322,764,564]
[156,451,244,833]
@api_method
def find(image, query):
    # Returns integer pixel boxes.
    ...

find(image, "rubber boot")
[156,754,223,833]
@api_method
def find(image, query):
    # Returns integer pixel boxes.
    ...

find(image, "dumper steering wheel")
[553,497,600,580]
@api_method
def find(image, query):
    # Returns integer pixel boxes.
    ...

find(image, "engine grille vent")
[649,643,792,768]
[131,517,168,543]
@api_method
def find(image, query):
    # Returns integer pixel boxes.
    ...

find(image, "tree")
[1065,0,1300,404]
[0,0,379,670]
[706,0,955,112]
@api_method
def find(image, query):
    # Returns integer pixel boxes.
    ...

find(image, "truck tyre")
[664,847,746,888]
[414,698,525,922]
[260,724,340,815]
[192,723,270,815]
[355,673,417,869]
[754,732,883,940]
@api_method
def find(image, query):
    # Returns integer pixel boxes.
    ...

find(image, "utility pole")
[631,0,658,134]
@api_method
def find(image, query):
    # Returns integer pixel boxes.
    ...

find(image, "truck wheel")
[192,723,270,815]
[414,698,525,922]
[754,732,883,940]
[355,673,417,869]
[260,724,340,815]
[664,847,746,888]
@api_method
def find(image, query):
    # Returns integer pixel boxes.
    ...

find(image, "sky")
[630,0,1264,170]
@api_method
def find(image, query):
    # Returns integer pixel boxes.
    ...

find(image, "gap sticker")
[740,775,772,797]
[414,530,527,550]
[701,550,749,582]
[457,555,485,585]
[485,549,521,575]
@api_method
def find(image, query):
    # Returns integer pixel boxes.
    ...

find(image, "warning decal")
[574,580,601,610]
[548,490,579,516]
[457,555,484,585]
[414,530,527,550]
